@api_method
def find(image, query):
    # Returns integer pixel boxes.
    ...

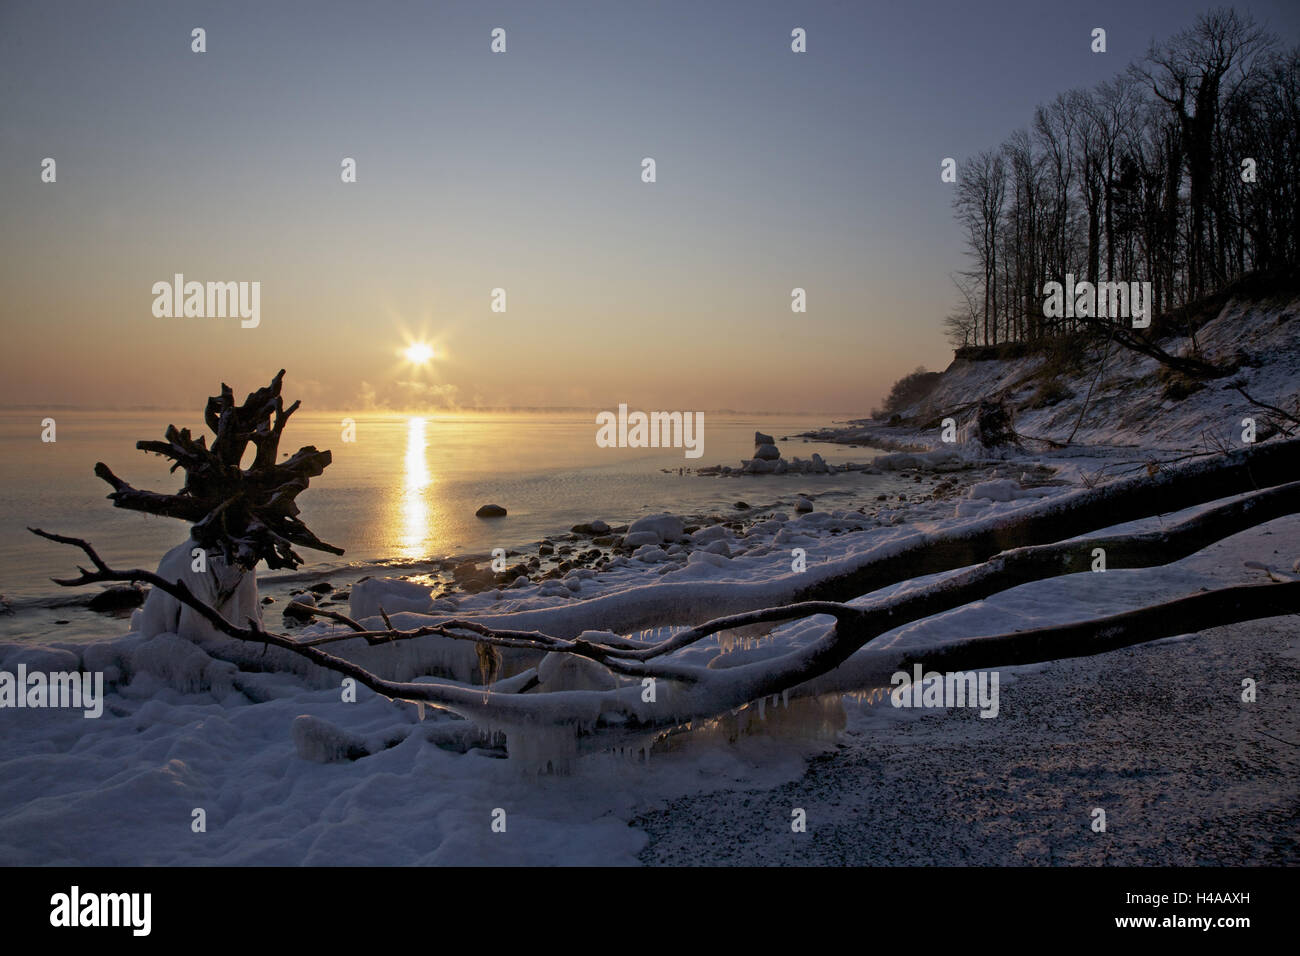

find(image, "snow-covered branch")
[31,464,1300,762]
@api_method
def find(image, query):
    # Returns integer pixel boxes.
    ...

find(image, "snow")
[1,483,1293,862]
[968,478,1023,501]
[137,541,261,644]
[1,296,1295,863]
[625,513,686,543]
[859,294,1300,453]
[291,714,368,763]
[350,577,433,619]
[536,649,619,692]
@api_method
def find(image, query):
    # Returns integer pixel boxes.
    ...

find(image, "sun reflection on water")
[400,417,432,559]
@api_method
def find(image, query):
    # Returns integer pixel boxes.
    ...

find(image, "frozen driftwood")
[93,369,342,571]
[33,435,1300,770]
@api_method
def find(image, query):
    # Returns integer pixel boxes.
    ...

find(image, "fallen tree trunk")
[30,459,1300,764]
[33,522,1300,757]
[449,436,1300,639]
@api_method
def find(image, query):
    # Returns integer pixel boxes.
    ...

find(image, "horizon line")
[0,403,868,419]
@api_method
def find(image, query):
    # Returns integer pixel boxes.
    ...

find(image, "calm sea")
[0,410,896,640]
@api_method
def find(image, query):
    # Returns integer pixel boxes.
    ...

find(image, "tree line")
[946,8,1299,348]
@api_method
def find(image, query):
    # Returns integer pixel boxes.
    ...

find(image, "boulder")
[475,504,508,517]
[284,592,317,621]
[753,442,781,460]
[632,544,669,563]
[350,578,433,619]
[626,513,684,542]
[690,525,731,544]
[88,585,147,613]
[622,530,660,548]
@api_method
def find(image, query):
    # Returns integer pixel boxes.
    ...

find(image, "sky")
[2,0,1298,414]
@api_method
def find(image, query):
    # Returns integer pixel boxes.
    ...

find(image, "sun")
[403,342,434,365]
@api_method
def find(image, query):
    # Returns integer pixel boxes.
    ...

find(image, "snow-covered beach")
[637,538,1300,866]
[3,446,1296,864]
[2,290,1298,867]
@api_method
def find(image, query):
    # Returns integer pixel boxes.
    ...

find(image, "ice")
[129,632,236,696]
[349,578,434,619]
[291,714,368,763]
[138,540,261,644]
[536,651,619,692]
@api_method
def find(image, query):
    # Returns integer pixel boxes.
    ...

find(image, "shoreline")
[1,435,1295,865]
[4,439,933,641]
[4,425,1260,647]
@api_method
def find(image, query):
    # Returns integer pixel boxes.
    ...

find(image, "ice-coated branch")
[791,580,1300,701]
[447,436,1300,640]
[30,472,1300,759]
[28,529,712,687]
[617,479,1300,663]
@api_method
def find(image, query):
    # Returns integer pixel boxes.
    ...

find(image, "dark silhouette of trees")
[872,366,943,418]
[951,8,1297,353]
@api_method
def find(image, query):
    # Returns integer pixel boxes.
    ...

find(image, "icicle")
[758,697,766,721]
[416,701,425,721]
[782,689,789,709]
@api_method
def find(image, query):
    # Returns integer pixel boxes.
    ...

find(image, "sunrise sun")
[403,342,434,364]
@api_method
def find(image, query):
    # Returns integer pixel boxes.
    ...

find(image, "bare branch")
[1225,380,1300,435]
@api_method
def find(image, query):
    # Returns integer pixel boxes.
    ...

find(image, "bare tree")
[1135,8,1272,298]
[954,150,1007,345]
[943,10,1290,374]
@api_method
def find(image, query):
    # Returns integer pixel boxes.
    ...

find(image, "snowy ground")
[637,563,1300,865]
[2,297,1295,866]
[1,461,1295,865]
[812,294,1300,454]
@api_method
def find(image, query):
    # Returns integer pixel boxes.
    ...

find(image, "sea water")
[0,410,898,640]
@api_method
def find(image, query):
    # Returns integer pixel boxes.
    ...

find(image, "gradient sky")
[3,0,1297,414]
